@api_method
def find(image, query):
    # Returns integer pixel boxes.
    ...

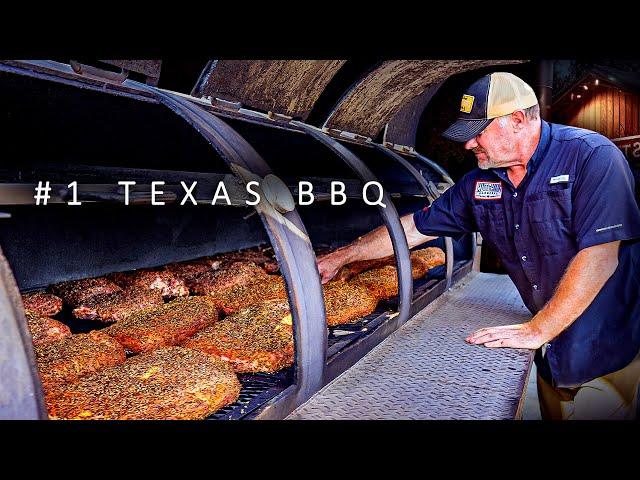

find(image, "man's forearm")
[530,241,620,341]
[466,240,621,349]
[340,213,436,264]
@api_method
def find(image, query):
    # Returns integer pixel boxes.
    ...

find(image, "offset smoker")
[0,59,518,419]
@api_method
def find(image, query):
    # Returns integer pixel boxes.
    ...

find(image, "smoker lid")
[323,60,526,139]
[191,60,346,121]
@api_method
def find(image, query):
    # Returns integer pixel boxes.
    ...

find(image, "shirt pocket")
[526,184,574,256]
[472,203,514,261]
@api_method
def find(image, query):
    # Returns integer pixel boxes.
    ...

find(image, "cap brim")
[442,118,493,143]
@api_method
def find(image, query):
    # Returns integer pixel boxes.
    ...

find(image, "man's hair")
[524,103,540,120]
[497,103,541,127]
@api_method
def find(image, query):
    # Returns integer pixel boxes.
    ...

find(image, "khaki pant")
[537,353,640,420]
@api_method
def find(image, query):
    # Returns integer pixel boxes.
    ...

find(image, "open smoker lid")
[323,60,526,139]
[191,60,346,121]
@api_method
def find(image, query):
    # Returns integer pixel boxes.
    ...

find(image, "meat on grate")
[210,247,279,274]
[25,310,71,347]
[164,258,217,283]
[22,291,63,317]
[44,347,241,420]
[73,287,164,323]
[412,247,446,272]
[322,280,379,326]
[207,275,288,315]
[107,269,189,300]
[188,261,269,296]
[104,296,218,354]
[49,277,122,309]
[182,299,294,373]
[350,265,399,301]
[333,246,445,281]
[35,330,126,391]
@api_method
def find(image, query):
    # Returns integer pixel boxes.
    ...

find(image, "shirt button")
[521,255,527,262]
[515,224,520,230]
[513,192,518,198]
[533,284,539,290]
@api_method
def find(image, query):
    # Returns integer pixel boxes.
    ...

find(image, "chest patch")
[474,181,503,200]
[550,174,569,184]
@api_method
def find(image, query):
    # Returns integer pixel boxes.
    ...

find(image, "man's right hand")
[316,250,349,284]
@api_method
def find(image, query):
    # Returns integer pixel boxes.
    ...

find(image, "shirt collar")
[527,120,551,174]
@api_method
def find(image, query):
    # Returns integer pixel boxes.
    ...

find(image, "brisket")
[350,265,399,301]
[22,291,63,317]
[182,299,294,373]
[72,287,164,322]
[107,268,189,300]
[49,277,122,309]
[207,275,288,315]
[104,296,218,353]
[322,280,379,326]
[45,347,241,420]
[35,330,126,391]
[188,261,269,296]
[25,310,71,347]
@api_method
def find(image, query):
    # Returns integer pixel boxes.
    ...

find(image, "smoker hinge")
[69,60,129,84]
[209,97,243,113]
[383,141,416,156]
[267,111,293,122]
[322,128,372,144]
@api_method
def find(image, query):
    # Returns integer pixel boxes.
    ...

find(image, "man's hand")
[317,250,349,284]
[465,321,547,349]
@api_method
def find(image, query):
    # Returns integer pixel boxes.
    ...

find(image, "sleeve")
[413,176,476,240]
[573,144,640,250]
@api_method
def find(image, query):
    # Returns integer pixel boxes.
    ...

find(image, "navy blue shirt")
[414,121,640,387]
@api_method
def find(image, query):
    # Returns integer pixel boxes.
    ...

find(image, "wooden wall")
[552,83,640,139]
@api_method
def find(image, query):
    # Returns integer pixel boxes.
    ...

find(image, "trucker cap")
[442,72,538,143]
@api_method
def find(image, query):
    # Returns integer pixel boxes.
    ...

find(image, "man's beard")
[473,149,496,170]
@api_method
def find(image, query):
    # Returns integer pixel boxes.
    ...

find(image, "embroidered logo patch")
[550,174,569,184]
[474,181,502,200]
[460,94,475,113]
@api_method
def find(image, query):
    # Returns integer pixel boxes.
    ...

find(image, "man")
[317,72,640,419]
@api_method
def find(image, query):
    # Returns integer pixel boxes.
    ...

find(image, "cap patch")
[474,181,502,200]
[460,94,474,114]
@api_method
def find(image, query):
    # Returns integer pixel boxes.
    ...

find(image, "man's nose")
[464,137,478,150]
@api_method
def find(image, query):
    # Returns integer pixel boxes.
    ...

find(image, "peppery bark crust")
[35,330,126,391]
[322,280,379,326]
[49,277,123,309]
[71,287,164,323]
[104,296,218,354]
[45,347,241,420]
[187,261,269,296]
[206,275,288,315]
[182,299,294,373]
[350,265,399,301]
[22,291,63,317]
[25,310,71,347]
[334,246,446,281]
[107,269,189,300]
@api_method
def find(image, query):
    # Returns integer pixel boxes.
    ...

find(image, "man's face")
[464,116,518,170]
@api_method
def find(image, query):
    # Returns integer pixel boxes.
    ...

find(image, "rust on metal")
[192,60,346,120]
[100,60,162,78]
[324,60,525,138]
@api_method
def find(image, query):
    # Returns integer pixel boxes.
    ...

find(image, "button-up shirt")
[413,120,640,387]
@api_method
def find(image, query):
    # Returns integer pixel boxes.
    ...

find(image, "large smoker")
[0,59,519,419]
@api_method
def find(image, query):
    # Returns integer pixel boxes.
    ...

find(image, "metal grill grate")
[207,369,293,420]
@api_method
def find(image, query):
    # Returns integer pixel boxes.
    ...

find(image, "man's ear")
[511,110,526,132]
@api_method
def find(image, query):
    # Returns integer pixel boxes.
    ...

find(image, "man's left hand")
[465,322,547,350]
